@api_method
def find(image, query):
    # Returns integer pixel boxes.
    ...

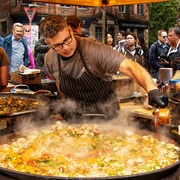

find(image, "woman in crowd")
[120,32,144,67]
[105,33,115,48]
[0,47,10,91]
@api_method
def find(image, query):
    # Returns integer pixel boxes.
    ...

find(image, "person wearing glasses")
[41,15,168,120]
[149,30,169,79]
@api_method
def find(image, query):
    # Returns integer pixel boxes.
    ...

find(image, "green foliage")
[149,0,179,45]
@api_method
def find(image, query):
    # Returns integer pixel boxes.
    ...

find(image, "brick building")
[0,0,149,45]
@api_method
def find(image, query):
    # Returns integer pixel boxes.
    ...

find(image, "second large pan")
[0,91,51,117]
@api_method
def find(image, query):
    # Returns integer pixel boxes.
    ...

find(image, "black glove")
[148,89,168,108]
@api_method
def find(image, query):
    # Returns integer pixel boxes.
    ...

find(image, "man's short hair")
[119,30,127,38]
[168,28,180,37]
[66,15,83,29]
[157,30,166,36]
[12,23,24,30]
[40,15,68,39]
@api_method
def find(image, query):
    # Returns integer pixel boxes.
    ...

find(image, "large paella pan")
[0,122,179,180]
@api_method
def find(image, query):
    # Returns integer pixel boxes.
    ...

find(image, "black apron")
[58,48,120,120]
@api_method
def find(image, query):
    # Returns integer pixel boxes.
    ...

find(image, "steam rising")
[1,96,174,147]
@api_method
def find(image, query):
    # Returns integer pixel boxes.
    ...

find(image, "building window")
[119,6,126,13]
[137,4,143,15]
[60,5,72,8]
[12,0,17,7]
[78,6,89,10]
[95,27,102,42]
[1,21,7,34]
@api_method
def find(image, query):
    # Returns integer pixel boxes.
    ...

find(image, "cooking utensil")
[0,124,179,180]
[171,92,180,103]
[10,85,51,97]
[0,92,50,117]
[153,108,171,126]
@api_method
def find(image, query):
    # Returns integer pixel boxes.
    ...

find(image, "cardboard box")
[11,72,41,84]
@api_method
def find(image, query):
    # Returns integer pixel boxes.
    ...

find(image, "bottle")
[168,79,177,96]
[175,79,180,92]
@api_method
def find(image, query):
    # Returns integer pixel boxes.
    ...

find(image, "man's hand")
[148,89,168,108]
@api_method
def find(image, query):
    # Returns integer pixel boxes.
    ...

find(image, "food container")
[11,72,41,85]
[112,75,134,100]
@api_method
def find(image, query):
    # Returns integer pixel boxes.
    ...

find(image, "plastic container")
[176,80,180,92]
[168,79,177,96]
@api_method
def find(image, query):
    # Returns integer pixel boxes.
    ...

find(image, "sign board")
[24,7,37,23]
[24,24,39,52]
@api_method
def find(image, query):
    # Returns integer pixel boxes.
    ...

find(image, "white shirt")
[10,36,25,73]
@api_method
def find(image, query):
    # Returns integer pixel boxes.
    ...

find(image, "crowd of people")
[105,28,180,79]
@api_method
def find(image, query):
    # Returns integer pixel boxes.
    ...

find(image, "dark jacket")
[34,38,50,58]
[35,53,49,78]
[121,45,144,67]
[0,34,29,66]
[149,41,169,79]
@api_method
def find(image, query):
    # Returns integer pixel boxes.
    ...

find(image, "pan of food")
[171,92,180,103]
[0,90,51,117]
[0,121,179,180]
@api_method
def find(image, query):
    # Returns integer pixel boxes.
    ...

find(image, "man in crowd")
[167,28,180,72]
[115,30,127,52]
[149,30,169,79]
[41,15,168,120]
[0,23,29,75]
[66,15,89,37]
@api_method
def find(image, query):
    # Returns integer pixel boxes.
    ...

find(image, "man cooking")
[41,15,168,120]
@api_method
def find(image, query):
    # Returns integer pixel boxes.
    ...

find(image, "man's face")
[158,31,167,44]
[168,31,179,45]
[46,27,76,57]
[117,33,125,41]
[12,27,24,41]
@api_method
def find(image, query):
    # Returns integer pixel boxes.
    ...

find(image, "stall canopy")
[23,0,169,6]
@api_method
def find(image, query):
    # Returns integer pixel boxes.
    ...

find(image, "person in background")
[35,38,50,79]
[149,30,169,79]
[34,37,50,61]
[137,35,149,72]
[167,28,180,72]
[34,19,50,78]
[105,33,114,48]
[66,15,89,37]
[0,23,29,76]
[115,30,127,52]
[0,47,10,91]
[120,32,144,67]
[41,15,168,120]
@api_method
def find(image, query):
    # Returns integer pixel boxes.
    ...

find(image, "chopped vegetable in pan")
[0,96,39,115]
[0,122,179,177]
